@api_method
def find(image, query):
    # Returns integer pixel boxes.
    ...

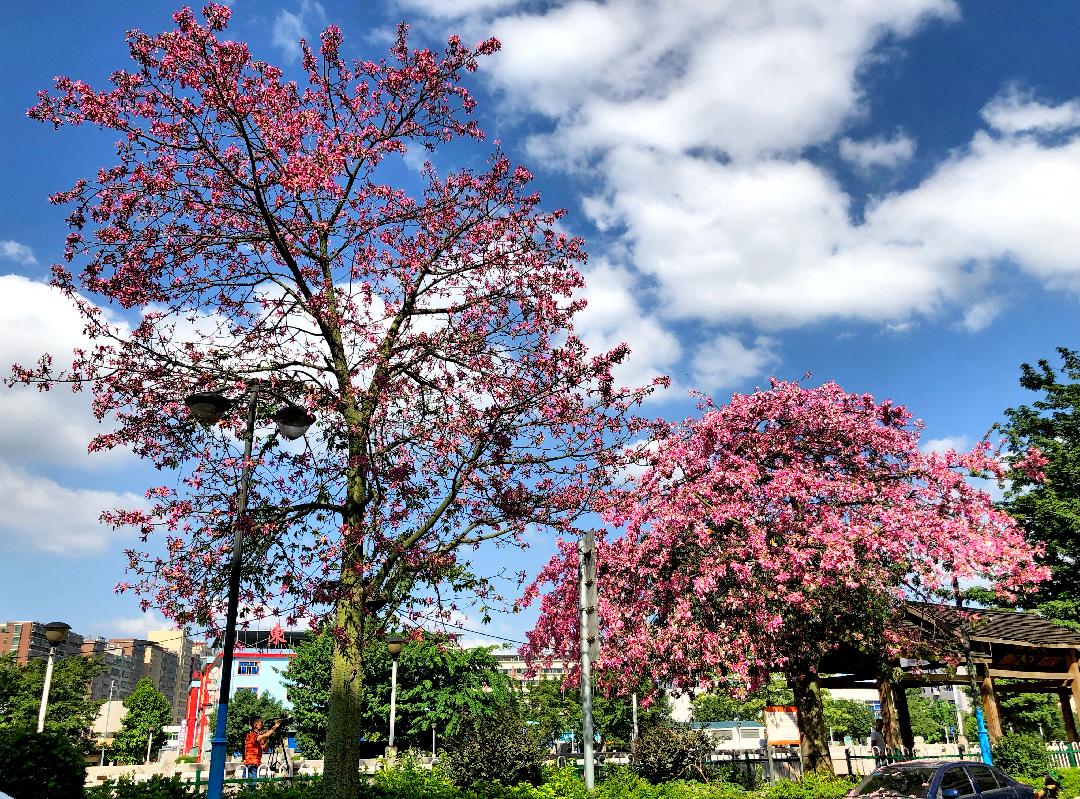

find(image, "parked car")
[849,760,1036,799]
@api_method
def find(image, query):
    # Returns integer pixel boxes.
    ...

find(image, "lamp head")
[273,404,315,440]
[185,392,233,424]
[43,621,71,646]
[386,634,406,658]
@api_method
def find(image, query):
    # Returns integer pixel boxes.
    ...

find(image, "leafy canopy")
[0,653,103,750]
[998,347,1080,625]
[283,632,512,756]
[225,689,287,754]
[19,2,657,640]
[525,381,1045,698]
[111,678,172,765]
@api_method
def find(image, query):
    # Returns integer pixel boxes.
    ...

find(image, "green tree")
[998,691,1068,740]
[111,678,171,765]
[225,689,287,754]
[442,704,545,788]
[998,348,1080,625]
[823,698,875,743]
[0,653,103,750]
[691,677,793,724]
[902,690,973,744]
[520,678,670,750]
[283,632,512,756]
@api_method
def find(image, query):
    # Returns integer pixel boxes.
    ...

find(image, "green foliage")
[0,728,86,799]
[760,775,854,799]
[903,691,971,744]
[85,776,322,799]
[283,631,513,757]
[110,678,172,765]
[1054,768,1080,799]
[997,690,1070,741]
[85,776,195,799]
[822,699,874,743]
[371,754,460,799]
[691,679,793,725]
[991,732,1052,781]
[0,652,104,749]
[225,688,287,753]
[630,725,713,784]
[522,678,671,750]
[441,704,546,788]
[997,348,1080,618]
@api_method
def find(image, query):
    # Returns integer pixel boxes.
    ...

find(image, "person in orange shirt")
[242,717,282,783]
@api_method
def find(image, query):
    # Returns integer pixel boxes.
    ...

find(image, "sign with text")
[764,705,800,746]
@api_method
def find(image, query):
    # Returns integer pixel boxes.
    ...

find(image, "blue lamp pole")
[186,386,313,799]
[953,579,993,765]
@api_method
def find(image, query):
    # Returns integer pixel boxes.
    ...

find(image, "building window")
[237,661,260,676]
[235,687,258,695]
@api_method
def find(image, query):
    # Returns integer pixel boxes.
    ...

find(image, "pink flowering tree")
[14,7,659,794]
[522,380,1046,773]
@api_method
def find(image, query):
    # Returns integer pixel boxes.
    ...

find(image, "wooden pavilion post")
[1059,689,1079,743]
[979,671,1004,741]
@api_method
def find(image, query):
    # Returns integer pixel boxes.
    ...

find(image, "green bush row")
[83,761,856,799]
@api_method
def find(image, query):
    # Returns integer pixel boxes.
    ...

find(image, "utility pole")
[631,693,639,744]
[100,679,116,767]
[578,531,599,790]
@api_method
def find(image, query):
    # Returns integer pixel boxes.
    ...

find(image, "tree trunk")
[322,574,366,799]
[791,670,834,775]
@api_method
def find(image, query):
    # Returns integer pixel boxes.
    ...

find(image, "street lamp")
[387,634,405,753]
[188,384,314,799]
[37,621,71,732]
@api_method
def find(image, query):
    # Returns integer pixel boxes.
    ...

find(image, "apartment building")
[148,629,199,723]
[0,620,85,664]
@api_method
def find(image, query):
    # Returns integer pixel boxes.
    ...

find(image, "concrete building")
[81,638,141,701]
[0,620,85,664]
[148,629,200,724]
[489,647,567,689]
[87,638,180,713]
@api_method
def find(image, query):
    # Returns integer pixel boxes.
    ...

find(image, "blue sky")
[0,1,1078,646]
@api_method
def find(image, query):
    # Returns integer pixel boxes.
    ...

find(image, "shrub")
[759,774,855,799]
[0,728,86,799]
[441,705,546,788]
[630,726,713,784]
[992,733,1052,781]
[1054,767,1080,799]
[371,755,458,799]
[85,776,321,799]
[85,776,194,799]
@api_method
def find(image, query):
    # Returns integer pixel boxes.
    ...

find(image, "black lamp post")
[37,621,71,732]
[188,384,314,799]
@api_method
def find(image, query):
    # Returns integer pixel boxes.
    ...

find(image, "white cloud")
[271,0,326,63]
[981,86,1080,135]
[93,612,170,639]
[406,0,1079,347]
[839,131,916,172]
[479,0,957,163]
[0,462,145,555]
[920,435,970,454]
[691,334,779,392]
[398,0,520,18]
[573,260,680,392]
[0,240,37,266]
[0,275,130,468]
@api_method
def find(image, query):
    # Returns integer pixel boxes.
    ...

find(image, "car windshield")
[852,766,938,798]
